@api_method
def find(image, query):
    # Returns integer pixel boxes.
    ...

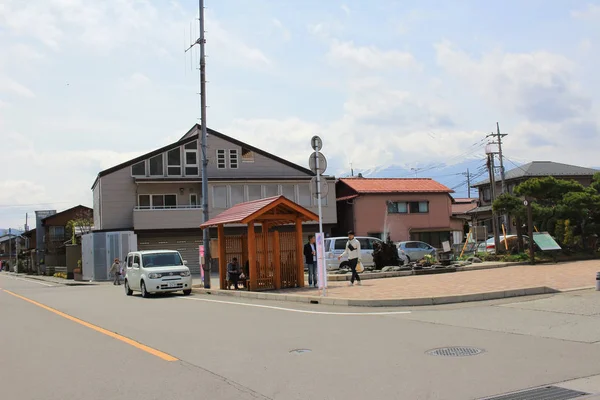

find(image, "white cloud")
[0,77,35,98]
[571,4,600,20]
[328,39,418,70]
[435,40,590,123]
[124,72,151,90]
[341,5,351,16]
[272,18,291,42]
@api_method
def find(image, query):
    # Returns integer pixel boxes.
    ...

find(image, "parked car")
[324,236,385,270]
[124,250,192,298]
[477,235,531,254]
[396,241,437,262]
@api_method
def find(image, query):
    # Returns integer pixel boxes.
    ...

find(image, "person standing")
[338,230,361,286]
[109,258,121,285]
[304,235,318,288]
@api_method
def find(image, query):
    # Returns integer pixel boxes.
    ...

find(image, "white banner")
[316,232,327,290]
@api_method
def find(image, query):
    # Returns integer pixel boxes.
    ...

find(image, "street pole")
[496,122,507,195]
[195,0,211,288]
[526,199,535,265]
[314,151,326,295]
[487,154,500,252]
[466,168,471,198]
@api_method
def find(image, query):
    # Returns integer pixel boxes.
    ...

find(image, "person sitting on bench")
[227,257,242,290]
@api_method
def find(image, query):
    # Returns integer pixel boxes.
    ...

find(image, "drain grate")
[426,346,484,357]
[481,386,588,400]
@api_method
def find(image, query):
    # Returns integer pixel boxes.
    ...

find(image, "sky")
[1,0,599,229]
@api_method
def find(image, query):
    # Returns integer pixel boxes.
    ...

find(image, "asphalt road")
[2,273,600,400]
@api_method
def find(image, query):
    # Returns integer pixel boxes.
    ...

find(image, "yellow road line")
[2,289,178,362]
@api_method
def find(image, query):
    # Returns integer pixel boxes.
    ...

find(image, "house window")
[387,202,408,214]
[213,186,229,208]
[217,149,226,169]
[229,149,239,169]
[167,148,181,176]
[138,194,177,209]
[149,154,164,176]
[184,142,198,176]
[265,185,278,198]
[241,147,254,162]
[190,193,198,207]
[298,184,311,207]
[139,195,151,209]
[49,226,65,241]
[482,187,491,202]
[230,185,244,206]
[131,161,146,176]
[281,185,295,201]
[409,201,428,213]
[247,185,262,201]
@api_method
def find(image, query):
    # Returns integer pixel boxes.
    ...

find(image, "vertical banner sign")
[316,233,327,289]
[199,245,205,282]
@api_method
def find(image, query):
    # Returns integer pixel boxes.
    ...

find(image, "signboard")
[533,232,561,251]
[316,232,327,290]
[199,245,205,281]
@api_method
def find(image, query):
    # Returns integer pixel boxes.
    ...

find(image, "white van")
[323,236,385,270]
[124,250,193,298]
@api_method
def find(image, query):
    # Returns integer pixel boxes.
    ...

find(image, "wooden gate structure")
[200,196,319,291]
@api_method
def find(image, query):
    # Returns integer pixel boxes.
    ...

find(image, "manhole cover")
[426,346,484,357]
[480,386,588,400]
[289,349,311,354]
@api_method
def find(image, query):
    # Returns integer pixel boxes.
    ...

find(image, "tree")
[493,193,526,253]
[514,177,585,234]
[558,188,600,250]
[66,209,94,245]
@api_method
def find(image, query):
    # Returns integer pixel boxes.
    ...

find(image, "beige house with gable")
[91,124,336,274]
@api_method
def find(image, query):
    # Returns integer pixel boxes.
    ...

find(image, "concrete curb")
[2,272,97,286]
[190,285,590,307]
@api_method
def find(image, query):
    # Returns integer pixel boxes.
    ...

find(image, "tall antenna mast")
[186,0,211,288]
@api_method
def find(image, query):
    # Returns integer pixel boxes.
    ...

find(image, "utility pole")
[487,153,500,252]
[350,162,354,177]
[186,0,211,288]
[462,169,473,198]
[496,122,507,194]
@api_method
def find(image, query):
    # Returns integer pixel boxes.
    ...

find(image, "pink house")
[335,177,466,247]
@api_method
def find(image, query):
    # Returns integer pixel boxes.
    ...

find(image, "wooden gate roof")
[200,196,319,228]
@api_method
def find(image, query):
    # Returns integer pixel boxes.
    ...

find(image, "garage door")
[138,235,202,275]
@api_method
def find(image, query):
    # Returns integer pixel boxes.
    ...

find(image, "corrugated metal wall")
[137,234,202,275]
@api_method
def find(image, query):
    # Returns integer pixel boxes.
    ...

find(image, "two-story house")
[42,205,93,269]
[335,177,463,247]
[91,124,337,274]
[470,161,599,235]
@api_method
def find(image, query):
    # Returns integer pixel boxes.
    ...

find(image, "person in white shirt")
[338,230,361,286]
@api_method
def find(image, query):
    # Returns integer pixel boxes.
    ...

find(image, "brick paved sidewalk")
[281,259,600,300]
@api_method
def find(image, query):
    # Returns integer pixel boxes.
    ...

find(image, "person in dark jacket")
[304,235,318,288]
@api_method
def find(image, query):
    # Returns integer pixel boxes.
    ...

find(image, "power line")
[0,201,74,209]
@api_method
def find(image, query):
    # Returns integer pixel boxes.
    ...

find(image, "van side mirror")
[132,263,139,268]
[183,260,188,265]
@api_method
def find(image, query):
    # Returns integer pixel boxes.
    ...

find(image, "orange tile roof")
[339,178,453,194]
[200,196,318,228]
[452,202,478,214]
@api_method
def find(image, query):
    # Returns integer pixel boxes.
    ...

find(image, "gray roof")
[473,161,598,187]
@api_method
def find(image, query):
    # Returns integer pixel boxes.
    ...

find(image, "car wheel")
[183,289,192,296]
[339,261,350,269]
[141,280,150,298]
[124,280,133,296]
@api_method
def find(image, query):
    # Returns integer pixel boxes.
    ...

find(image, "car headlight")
[180,270,191,277]
[148,273,162,279]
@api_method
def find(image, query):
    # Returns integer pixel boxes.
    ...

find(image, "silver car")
[323,236,383,270]
[396,241,436,262]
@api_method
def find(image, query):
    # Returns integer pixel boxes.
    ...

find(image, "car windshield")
[142,253,183,268]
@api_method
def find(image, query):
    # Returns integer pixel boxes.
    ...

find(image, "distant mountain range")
[349,158,489,199]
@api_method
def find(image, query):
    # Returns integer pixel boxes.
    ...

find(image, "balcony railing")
[134,205,202,210]
[133,206,204,230]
